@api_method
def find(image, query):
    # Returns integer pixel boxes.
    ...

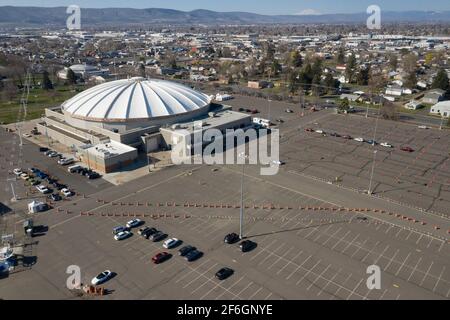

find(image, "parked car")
[91,270,113,285]
[39,147,49,152]
[28,178,40,186]
[276,118,284,123]
[250,109,259,114]
[380,142,393,148]
[354,137,364,142]
[330,132,341,137]
[224,233,240,244]
[163,238,181,249]
[87,172,101,179]
[126,219,142,228]
[114,231,132,241]
[53,182,66,190]
[285,109,293,113]
[304,128,314,132]
[401,146,414,152]
[20,173,30,180]
[149,231,166,242]
[58,158,74,166]
[60,188,73,197]
[49,193,62,201]
[36,185,50,194]
[239,240,257,252]
[185,249,203,262]
[112,226,129,235]
[28,167,39,174]
[13,168,23,176]
[47,151,59,158]
[178,245,196,256]
[271,160,285,166]
[315,129,324,134]
[44,150,53,156]
[215,267,234,280]
[138,227,158,239]
[418,125,429,129]
[342,135,352,140]
[152,252,171,264]
[366,140,377,145]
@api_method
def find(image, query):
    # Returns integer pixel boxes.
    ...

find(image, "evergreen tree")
[345,54,357,83]
[66,68,77,85]
[432,69,450,92]
[356,66,370,86]
[336,47,345,65]
[42,70,53,90]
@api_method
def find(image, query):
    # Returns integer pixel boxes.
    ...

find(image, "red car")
[304,128,314,132]
[152,252,171,264]
[342,135,352,140]
[400,146,414,152]
[250,109,259,114]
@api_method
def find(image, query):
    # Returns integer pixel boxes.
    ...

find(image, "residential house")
[422,89,446,105]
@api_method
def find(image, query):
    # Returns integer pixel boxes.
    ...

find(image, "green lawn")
[0,85,84,124]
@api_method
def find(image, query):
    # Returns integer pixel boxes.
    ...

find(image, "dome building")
[37,78,251,173]
[61,77,212,131]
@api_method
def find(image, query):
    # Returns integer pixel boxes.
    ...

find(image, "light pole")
[238,152,248,239]
[368,149,377,195]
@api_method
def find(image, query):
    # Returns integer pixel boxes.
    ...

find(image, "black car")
[39,147,49,152]
[53,182,66,190]
[178,245,196,257]
[79,168,89,175]
[215,267,234,280]
[185,249,203,262]
[87,172,100,179]
[224,233,240,244]
[49,193,62,201]
[239,240,256,252]
[46,177,57,184]
[330,132,341,137]
[149,231,166,242]
[138,227,158,239]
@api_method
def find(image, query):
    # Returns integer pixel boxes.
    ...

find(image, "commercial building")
[37,77,252,173]
[430,101,450,118]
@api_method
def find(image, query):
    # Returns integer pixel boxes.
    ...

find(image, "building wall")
[36,123,87,148]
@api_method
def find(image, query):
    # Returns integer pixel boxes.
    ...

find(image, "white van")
[68,164,82,173]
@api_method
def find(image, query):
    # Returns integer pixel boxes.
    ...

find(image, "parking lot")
[0,98,449,300]
[1,158,448,299]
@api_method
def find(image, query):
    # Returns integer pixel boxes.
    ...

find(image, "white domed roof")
[61,77,211,122]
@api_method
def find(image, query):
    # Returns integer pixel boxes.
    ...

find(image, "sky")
[1,0,450,15]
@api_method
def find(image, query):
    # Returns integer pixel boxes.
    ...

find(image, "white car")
[126,219,142,228]
[48,151,59,158]
[271,160,285,166]
[163,238,181,249]
[36,185,49,194]
[22,133,32,138]
[354,137,364,142]
[380,142,393,148]
[91,270,113,285]
[60,188,73,197]
[418,125,429,129]
[114,231,131,241]
[13,168,23,176]
[58,158,74,166]
[20,173,30,180]
[315,129,324,134]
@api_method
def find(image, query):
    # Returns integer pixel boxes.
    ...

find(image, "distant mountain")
[0,6,449,27]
